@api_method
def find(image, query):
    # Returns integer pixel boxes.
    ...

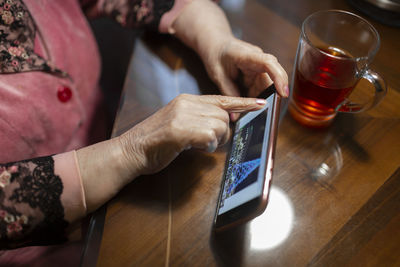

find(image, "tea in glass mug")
[289,10,387,128]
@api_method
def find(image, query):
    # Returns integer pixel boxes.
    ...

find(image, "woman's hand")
[118,94,265,177]
[172,0,289,99]
[203,37,289,99]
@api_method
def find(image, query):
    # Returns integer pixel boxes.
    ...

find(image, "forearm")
[172,0,233,63]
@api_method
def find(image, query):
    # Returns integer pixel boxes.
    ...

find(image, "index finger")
[196,95,266,113]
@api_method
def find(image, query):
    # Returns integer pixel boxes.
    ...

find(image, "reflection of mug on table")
[289,10,387,128]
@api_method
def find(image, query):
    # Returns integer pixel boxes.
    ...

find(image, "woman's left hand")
[203,36,289,99]
[172,0,288,100]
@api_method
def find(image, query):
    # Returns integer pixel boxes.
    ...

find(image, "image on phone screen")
[217,95,273,216]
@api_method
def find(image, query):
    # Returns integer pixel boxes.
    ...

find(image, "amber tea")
[289,46,358,127]
[288,10,386,128]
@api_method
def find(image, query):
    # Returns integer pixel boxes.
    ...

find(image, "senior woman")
[0,0,288,264]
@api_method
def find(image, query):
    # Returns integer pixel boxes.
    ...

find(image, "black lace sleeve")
[97,0,175,31]
[0,156,68,249]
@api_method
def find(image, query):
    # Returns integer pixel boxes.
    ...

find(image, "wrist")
[76,137,142,213]
[115,130,147,183]
[172,0,233,61]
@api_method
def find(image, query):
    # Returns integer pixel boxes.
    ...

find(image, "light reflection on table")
[249,186,294,250]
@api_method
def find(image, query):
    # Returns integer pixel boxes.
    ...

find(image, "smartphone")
[213,85,281,232]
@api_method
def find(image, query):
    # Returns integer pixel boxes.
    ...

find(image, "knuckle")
[168,118,179,131]
[204,128,216,142]
[176,93,191,103]
[217,121,229,137]
[178,93,190,99]
[264,53,278,62]
[216,96,231,109]
[252,45,263,53]
[221,111,230,124]
[174,95,191,110]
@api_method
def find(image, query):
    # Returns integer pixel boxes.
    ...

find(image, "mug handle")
[337,69,387,113]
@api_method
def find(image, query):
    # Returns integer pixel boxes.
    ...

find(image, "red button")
[57,86,72,102]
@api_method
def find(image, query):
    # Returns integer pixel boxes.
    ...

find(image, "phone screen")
[217,92,275,216]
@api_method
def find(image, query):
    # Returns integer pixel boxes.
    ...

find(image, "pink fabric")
[0,0,102,164]
[0,0,96,265]
[0,241,83,267]
[159,0,193,33]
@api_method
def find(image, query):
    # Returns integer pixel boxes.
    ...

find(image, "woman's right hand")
[78,94,265,212]
[118,94,266,178]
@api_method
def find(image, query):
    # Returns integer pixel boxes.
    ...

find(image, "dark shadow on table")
[118,150,218,210]
[210,224,247,267]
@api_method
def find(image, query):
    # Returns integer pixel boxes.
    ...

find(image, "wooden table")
[81,0,400,266]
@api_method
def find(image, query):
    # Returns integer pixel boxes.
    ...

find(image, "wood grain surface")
[82,0,400,266]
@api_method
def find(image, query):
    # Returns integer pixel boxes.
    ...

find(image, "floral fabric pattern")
[0,0,174,75]
[100,0,174,29]
[0,156,68,249]
[85,0,174,30]
[0,0,66,75]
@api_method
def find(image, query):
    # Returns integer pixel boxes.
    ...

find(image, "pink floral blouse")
[0,0,190,251]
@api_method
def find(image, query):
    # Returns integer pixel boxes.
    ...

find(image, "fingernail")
[230,112,240,122]
[284,85,290,97]
[256,99,266,105]
[206,140,218,153]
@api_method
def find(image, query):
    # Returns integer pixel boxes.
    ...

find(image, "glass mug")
[288,10,387,128]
